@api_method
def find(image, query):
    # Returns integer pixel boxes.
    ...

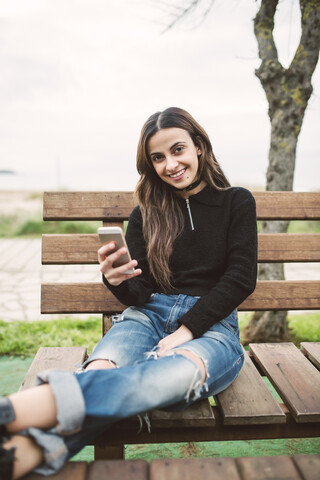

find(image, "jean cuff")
[36,370,86,435]
[19,427,69,475]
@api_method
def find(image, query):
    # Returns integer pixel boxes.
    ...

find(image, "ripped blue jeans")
[23,293,244,475]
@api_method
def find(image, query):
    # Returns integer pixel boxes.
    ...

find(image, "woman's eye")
[174,146,184,154]
[152,155,163,162]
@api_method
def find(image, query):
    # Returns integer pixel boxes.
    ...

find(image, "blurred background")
[0,0,319,192]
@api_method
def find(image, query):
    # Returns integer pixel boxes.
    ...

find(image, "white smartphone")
[98,226,134,274]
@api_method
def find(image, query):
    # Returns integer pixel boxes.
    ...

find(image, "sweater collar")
[186,185,224,206]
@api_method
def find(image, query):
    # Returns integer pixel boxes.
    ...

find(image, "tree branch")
[290,0,320,78]
[254,0,280,63]
[254,0,285,116]
[161,0,216,33]
[162,0,200,32]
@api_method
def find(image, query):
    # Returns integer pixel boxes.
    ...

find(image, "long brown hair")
[135,107,230,290]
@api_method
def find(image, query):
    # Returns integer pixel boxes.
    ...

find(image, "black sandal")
[0,443,15,480]
[0,397,16,480]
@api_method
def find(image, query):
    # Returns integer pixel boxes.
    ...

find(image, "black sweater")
[104,186,257,338]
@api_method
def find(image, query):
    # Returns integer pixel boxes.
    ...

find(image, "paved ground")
[0,238,319,322]
[0,238,100,322]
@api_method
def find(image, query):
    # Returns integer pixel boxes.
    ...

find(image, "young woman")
[0,107,257,479]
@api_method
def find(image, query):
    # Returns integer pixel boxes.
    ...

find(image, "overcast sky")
[0,0,319,191]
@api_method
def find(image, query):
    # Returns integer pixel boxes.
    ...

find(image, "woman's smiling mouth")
[169,168,187,179]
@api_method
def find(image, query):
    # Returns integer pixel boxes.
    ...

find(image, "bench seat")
[24,455,320,480]
[20,342,320,450]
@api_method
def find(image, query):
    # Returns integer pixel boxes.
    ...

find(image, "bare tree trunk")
[160,0,320,342]
[243,0,320,343]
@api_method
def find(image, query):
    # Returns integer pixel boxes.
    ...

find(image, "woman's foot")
[0,391,55,479]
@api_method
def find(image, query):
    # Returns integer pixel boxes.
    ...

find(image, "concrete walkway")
[0,238,100,322]
[0,238,319,322]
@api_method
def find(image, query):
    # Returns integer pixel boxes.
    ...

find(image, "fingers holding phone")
[98,227,141,286]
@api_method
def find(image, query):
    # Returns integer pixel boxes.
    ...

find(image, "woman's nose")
[165,155,179,172]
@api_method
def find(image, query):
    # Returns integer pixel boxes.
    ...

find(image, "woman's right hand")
[98,242,142,286]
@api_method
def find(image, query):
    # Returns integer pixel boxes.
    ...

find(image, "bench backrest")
[41,191,320,332]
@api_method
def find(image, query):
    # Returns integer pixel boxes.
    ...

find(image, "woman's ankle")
[7,385,57,433]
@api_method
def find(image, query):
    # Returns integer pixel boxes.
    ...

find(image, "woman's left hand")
[157,325,194,356]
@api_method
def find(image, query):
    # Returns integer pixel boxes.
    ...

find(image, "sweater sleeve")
[178,188,257,338]
[102,207,156,306]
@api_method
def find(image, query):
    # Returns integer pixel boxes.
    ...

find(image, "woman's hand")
[98,242,142,286]
[157,325,194,356]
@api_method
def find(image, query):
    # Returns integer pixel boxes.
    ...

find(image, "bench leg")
[94,444,124,460]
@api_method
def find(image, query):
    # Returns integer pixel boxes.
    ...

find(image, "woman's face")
[147,128,201,190]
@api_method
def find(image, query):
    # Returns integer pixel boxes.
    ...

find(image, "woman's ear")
[196,136,203,156]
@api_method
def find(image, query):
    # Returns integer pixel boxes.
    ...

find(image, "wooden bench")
[24,455,320,480]
[21,191,320,462]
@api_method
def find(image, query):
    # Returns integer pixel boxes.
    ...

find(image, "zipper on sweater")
[186,198,195,230]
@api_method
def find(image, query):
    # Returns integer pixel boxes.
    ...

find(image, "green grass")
[288,220,320,233]
[1,313,319,358]
[123,438,320,459]
[256,220,320,234]
[0,317,101,357]
[288,313,320,342]
[0,214,101,237]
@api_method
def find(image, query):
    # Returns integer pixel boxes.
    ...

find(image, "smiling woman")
[135,107,232,291]
[0,107,257,479]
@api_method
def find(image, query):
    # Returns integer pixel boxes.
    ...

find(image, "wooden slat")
[300,342,320,370]
[249,343,320,423]
[41,283,125,313]
[25,462,88,480]
[292,454,320,480]
[41,281,320,314]
[236,456,302,480]
[42,234,100,264]
[258,233,320,262]
[254,191,320,220]
[23,457,320,480]
[151,398,215,428]
[43,191,136,220]
[20,346,87,390]
[88,460,148,480]
[42,233,320,264]
[150,458,241,480]
[216,350,285,425]
[43,191,320,220]
[240,280,320,311]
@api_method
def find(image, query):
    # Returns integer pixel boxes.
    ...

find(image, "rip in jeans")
[145,347,209,403]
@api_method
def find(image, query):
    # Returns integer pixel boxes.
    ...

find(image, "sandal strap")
[0,398,16,425]
[0,445,15,480]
